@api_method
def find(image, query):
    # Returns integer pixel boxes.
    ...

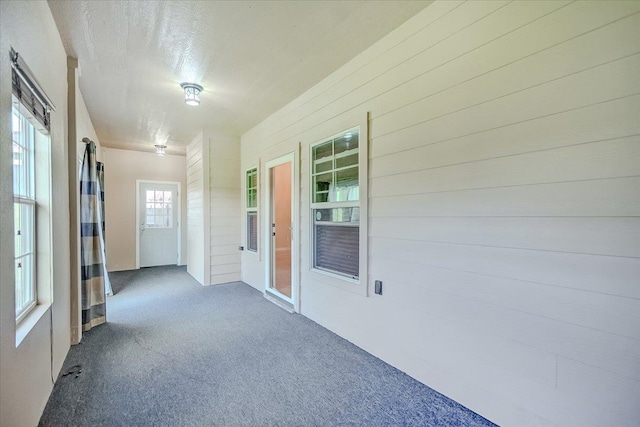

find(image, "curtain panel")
[80,141,107,331]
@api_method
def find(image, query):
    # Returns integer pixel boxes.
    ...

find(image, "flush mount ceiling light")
[180,82,203,106]
[154,144,167,156]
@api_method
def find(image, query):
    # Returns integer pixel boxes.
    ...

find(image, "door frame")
[135,180,182,269]
[264,152,299,312]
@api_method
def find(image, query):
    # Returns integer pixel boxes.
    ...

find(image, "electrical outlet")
[374,280,382,295]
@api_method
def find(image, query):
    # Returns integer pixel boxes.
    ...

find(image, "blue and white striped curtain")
[80,141,110,331]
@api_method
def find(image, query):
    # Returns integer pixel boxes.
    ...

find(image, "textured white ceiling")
[48,1,430,154]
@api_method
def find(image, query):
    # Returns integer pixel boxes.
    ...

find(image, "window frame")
[245,166,258,253]
[12,105,38,323]
[144,189,174,229]
[308,119,368,294]
[10,52,55,346]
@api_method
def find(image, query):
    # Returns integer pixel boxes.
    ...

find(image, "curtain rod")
[10,47,56,112]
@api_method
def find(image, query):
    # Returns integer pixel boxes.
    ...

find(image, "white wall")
[67,58,103,344]
[186,132,208,284]
[240,1,640,426]
[103,148,187,271]
[188,131,242,285]
[209,134,241,284]
[0,2,71,426]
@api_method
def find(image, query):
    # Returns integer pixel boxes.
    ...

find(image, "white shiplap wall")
[186,132,209,284]
[240,1,640,425]
[209,135,242,284]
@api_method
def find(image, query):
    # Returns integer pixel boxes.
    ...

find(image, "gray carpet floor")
[39,265,496,427]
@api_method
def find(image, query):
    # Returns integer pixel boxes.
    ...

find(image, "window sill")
[15,303,51,347]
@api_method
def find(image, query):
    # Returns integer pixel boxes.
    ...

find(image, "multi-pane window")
[246,168,258,252]
[13,107,36,322]
[145,190,173,228]
[311,128,359,279]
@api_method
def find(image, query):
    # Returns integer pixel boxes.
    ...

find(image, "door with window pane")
[139,182,178,267]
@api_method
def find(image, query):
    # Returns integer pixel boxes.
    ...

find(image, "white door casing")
[137,181,180,268]
[264,152,299,311]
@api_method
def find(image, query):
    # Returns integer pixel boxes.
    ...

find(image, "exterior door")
[138,181,179,267]
[266,155,293,302]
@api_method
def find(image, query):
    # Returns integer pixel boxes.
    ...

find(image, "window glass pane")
[313,172,332,203]
[12,110,34,199]
[15,257,25,312]
[315,207,359,223]
[336,166,358,186]
[14,203,23,256]
[334,132,358,155]
[164,191,172,203]
[249,189,257,208]
[246,168,257,208]
[146,190,155,202]
[13,141,23,196]
[14,202,33,257]
[333,167,358,202]
[155,190,163,202]
[336,152,358,169]
[15,248,35,316]
[314,158,332,174]
[246,169,257,189]
[312,141,333,174]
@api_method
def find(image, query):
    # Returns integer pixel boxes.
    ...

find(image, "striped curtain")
[80,141,107,331]
[96,162,112,296]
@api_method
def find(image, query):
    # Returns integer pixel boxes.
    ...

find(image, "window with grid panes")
[246,167,258,252]
[145,190,173,228]
[12,107,37,322]
[311,128,359,279]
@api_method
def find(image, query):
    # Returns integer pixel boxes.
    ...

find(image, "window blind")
[315,224,359,278]
[247,212,258,252]
[11,48,55,132]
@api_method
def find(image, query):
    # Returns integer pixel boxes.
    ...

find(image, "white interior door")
[139,181,179,267]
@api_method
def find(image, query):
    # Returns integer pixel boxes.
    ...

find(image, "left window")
[246,167,258,252]
[11,49,55,337]
[12,107,36,322]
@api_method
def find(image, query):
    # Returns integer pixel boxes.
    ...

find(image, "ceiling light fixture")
[180,82,203,106]
[155,144,167,156]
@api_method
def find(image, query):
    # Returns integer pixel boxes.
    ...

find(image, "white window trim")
[263,152,300,311]
[307,113,369,297]
[13,106,37,323]
[245,165,259,254]
[12,99,54,347]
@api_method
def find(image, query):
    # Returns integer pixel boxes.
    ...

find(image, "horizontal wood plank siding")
[186,133,206,284]
[240,2,640,425]
[209,135,241,284]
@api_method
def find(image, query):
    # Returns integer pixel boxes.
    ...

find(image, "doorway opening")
[265,153,297,310]
[136,180,181,268]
